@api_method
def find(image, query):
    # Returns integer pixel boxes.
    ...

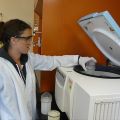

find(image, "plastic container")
[41,92,52,115]
[48,110,60,120]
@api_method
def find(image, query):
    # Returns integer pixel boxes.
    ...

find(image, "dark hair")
[0,19,32,50]
[0,21,5,43]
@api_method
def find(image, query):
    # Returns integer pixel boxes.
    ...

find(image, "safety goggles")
[14,35,33,41]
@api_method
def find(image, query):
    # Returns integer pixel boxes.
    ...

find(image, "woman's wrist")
[78,55,80,65]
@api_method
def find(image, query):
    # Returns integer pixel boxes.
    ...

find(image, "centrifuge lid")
[78,11,120,66]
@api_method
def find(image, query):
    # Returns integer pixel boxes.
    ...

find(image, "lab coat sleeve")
[28,52,79,71]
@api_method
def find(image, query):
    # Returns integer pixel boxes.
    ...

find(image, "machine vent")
[94,100,120,120]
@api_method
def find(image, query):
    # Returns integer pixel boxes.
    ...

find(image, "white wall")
[0,0,34,27]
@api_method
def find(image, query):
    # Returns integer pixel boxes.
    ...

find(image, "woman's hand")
[79,57,97,71]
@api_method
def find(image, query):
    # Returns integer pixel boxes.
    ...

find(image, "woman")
[0,19,96,120]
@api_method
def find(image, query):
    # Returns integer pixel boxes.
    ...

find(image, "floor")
[36,92,69,120]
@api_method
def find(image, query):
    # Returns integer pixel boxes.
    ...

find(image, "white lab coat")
[0,52,78,120]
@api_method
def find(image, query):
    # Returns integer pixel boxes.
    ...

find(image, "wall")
[41,0,120,92]
[0,0,34,27]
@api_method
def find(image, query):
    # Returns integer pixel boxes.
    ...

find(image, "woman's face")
[10,28,32,54]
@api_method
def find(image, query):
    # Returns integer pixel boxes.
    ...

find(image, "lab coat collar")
[0,47,28,83]
[0,47,28,65]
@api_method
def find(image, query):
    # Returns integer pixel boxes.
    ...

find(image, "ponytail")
[0,21,5,43]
